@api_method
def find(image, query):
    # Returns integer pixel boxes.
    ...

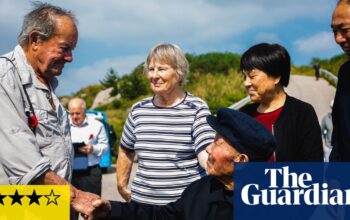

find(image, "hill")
[62,52,343,152]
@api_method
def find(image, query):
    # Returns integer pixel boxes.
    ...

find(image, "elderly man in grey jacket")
[0,2,99,218]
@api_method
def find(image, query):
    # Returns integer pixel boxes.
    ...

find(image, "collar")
[13,45,59,91]
[70,116,89,127]
[207,177,233,205]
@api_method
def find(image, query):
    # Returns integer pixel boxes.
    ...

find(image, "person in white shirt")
[68,98,108,196]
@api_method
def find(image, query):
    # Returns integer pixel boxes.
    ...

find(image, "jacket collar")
[207,177,233,205]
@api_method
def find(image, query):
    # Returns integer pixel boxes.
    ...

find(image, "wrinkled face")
[69,104,86,126]
[147,60,181,95]
[332,2,350,57]
[206,134,238,177]
[243,69,280,103]
[34,16,78,80]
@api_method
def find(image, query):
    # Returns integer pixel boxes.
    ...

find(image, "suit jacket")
[240,95,323,161]
[330,60,350,161]
[108,176,233,220]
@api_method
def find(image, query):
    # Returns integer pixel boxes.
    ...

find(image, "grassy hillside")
[64,52,343,152]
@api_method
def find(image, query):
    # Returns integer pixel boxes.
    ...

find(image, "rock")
[90,87,120,109]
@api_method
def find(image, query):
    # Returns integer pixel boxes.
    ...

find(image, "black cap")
[206,107,276,162]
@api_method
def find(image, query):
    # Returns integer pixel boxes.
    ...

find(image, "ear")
[28,31,43,51]
[274,76,281,85]
[235,154,249,162]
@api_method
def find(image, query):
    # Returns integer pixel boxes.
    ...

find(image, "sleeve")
[109,197,184,220]
[92,121,109,156]
[119,109,137,151]
[192,103,215,154]
[0,72,51,184]
[298,104,324,161]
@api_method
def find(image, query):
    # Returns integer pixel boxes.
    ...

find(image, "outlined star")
[27,190,42,205]
[44,189,60,205]
[9,189,24,205]
[0,194,6,205]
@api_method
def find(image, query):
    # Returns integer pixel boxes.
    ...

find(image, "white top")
[70,115,108,167]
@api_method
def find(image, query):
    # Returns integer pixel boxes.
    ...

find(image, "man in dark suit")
[330,0,350,161]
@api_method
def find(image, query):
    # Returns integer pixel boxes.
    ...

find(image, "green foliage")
[100,68,119,96]
[184,70,246,114]
[186,52,241,74]
[72,84,104,109]
[311,54,347,76]
[119,64,150,100]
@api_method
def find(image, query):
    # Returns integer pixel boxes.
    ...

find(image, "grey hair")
[18,1,77,46]
[144,43,189,86]
[68,98,86,110]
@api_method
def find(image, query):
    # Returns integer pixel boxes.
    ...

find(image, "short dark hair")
[240,43,291,87]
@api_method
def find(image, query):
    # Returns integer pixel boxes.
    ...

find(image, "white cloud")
[293,32,340,55]
[56,54,145,95]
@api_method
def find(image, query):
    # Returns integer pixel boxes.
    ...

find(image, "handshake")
[71,188,113,220]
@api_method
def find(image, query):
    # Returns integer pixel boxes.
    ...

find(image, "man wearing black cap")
[85,108,277,220]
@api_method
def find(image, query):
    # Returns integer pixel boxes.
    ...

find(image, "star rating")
[0,194,6,205]
[27,190,42,205]
[44,189,60,205]
[9,189,24,205]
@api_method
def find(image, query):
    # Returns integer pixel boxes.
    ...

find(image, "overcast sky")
[0,0,342,95]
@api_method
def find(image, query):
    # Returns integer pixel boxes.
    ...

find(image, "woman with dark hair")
[239,43,323,161]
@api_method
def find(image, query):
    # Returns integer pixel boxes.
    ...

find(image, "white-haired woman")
[116,43,215,205]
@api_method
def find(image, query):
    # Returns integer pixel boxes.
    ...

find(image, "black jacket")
[240,95,323,161]
[330,60,350,161]
[108,176,233,220]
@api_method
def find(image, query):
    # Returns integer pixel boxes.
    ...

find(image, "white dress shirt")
[70,115,108,167]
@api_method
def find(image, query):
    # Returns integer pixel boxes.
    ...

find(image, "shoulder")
[285,95,315,112]
[183,93,210,110]
[130,96,153,110]
[0,53,16,79]
[184,175,212,192]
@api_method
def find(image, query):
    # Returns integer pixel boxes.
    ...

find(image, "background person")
[0,2,98,217]
[117,43,215,205]
[239,43,323,162]
[69,98,108,196]
[329,0,350,161]
[86,108,277,220]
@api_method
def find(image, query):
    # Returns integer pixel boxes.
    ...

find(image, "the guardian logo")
[241,166,349,206]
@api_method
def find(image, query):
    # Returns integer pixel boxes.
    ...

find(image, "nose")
[334,31,347,45]
[206,143,213,154]
[64,50,73,63]
[243,75,251,87]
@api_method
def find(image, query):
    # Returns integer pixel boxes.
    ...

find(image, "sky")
[0,0,343,96]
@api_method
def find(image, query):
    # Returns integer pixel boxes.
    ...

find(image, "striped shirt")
[120,93,215,205]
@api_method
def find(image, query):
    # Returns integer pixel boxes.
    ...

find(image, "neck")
[22,45,50,88]
[257,87,286,113]
[154,87,185,107]
[217,175,234,191]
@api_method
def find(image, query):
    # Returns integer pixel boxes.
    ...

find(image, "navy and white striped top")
[120,93,215,205]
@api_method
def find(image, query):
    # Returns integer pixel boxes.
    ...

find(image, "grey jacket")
[0,45,73,184]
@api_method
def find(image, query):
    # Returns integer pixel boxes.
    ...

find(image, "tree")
[119,65,149,100]
[100,68,119,96]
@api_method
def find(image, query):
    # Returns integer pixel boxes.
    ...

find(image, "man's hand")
[71,189,100,217]
[83,199,112,220]
[79,144,93,154]
[118,186,131,202]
